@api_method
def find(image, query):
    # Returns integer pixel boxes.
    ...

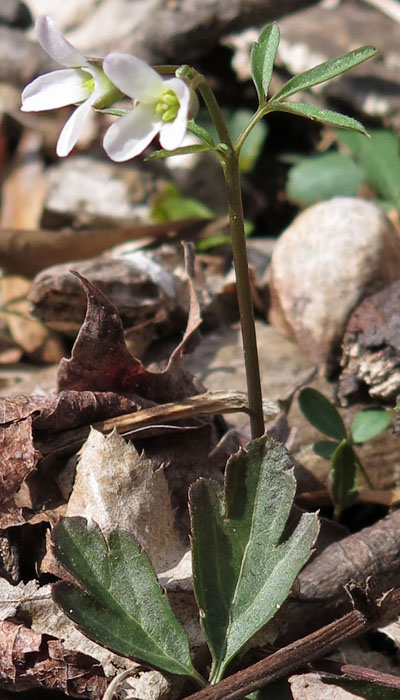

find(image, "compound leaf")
[271,45,377,102]
[251,23,280,103]
[52,517,204,684]
[298,388,347,441]
[190,436,319,684]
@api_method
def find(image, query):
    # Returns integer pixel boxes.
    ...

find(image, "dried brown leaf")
[65,428,187,574]
[57,272,201,402]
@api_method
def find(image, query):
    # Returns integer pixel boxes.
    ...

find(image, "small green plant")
[22,15,379,695]
[298,388,393,518]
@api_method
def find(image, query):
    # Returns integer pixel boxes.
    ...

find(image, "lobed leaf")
[52,517,203,684]
[250,23,280,103]
[268,101,368,135]
[350,408,393,444]
[330,440,358,516]
[190,436,319,683]
[298,388,347,441]
[271,45,377,102]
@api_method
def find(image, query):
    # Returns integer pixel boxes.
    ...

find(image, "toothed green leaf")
[52,517,203,684]
[190,436,319,683]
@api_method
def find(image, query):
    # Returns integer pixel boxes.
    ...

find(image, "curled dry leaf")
[57,271,202,402]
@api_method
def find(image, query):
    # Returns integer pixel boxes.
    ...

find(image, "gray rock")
[267,197,400,370]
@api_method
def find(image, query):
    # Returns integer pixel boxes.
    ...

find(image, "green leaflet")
[189,436,319,683]
[350,408,393,444]
[272,45,377,102]
[268,101,368,135]
[52,518,204,685]
[250,23,280,103]
[298,388,347,441]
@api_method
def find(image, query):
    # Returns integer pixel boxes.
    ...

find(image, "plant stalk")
[195,77,264,439]
[222,153,264,438]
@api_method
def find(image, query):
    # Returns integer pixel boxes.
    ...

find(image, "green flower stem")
[195,76,264,438]
[222,152,265,438]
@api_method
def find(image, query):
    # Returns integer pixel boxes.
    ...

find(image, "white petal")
[103,53,163,102]
[56,95,95,157]
[36,15,85,68]
[103,104,162,161]
[21,69,90,111]
[159,78,190,150]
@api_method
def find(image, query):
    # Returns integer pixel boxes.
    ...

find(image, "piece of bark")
[275,507,400,645]
[338,281,400,404]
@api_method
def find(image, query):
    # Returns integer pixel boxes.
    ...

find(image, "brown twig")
[36,390,280,458]
[184,588,400,700]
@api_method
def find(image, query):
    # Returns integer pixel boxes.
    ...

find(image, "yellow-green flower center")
[82,76,95,93]
[155,89,180,122]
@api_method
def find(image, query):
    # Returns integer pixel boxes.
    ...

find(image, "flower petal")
[36,15,85,68]
[103,53,163,102]
[56,95,96,157]
[103,104,162,161]
[159,78,190,150]
[21,69,90,111]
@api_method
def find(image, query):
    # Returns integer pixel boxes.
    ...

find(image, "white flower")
[102,53,190,162]
[21,16,120,157]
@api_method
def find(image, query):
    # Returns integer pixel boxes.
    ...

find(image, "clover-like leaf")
[350,408,393,444]
[251,23,280,103]
[52,517,204,685]
[271,45,377,103]
[190,436,319,683]
[331,440,358,517]
[268,101,368,135]
[298,388,347,441]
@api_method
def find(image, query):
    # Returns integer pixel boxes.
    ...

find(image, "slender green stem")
[222,152,265,438]
[234,105,267,154]
[182,67,265,438]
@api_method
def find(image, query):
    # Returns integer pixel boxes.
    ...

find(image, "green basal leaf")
[337,129,400,207]
[268,101,368,135]
[331,440,358,517]
[250,23,280,103]
[271,45,377,102]
[313,439,340,460]
[190,436,319,684]
[285,152,365,206]
[146,143,215,160]
[298,388,347,441]
[52,517,204,685]
[350,408,393,444]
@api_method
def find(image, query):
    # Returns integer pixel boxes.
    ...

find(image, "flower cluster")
[21,16,191,160]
